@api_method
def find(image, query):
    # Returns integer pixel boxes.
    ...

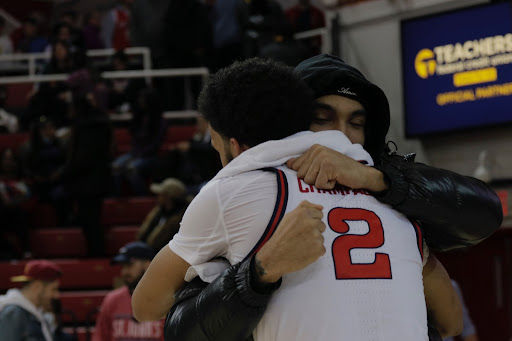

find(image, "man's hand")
[254,201,326,283]
[286,144,388,192]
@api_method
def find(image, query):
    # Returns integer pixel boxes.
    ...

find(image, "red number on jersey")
[328,207,392,279]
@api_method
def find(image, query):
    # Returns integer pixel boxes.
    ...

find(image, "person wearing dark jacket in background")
[22,117,66,188]
[19,116,68,226]
[57,10,86,53]
[15,17,48,53]
[82,11,105,50]
[106,50,146,113]
[112,88,166,196]
[177,116,221,189]
[245,0,288,57]
[0,148,31,259]
[206,0,249,71]
[162,0,213,110]
[258,24,312,67]
[157,55,503,341]
[155,115,221,192]
[54,94,113,257]
[130,0,171,70]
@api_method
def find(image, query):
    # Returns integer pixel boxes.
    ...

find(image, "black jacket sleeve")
[374,152,503,251]
[164,257,279,341]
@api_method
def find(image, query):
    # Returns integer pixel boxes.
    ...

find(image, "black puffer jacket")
[375,151,502,251]
[164,153,503,340]
[164,257,273,341]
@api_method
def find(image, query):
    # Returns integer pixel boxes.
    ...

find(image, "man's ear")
[229,138,249,158]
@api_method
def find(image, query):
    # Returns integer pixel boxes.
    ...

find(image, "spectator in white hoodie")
[0,260,62,341]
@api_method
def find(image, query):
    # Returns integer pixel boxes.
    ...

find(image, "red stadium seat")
[100,197,156,226]
[29,197,155,229]
[166,125,197,144]
[60,290,108,323]
[0,132,29,151]
[161,125,197,150]
[28,226,139,258]
[5,84,34,109]
[113,128,132,155]
[29,228,87,258]
[0,259,121,291]
[105,225,139,256]
[32,197,155,229]
[114,125,197,156]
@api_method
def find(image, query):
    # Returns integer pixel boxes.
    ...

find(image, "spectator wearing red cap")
[92,242,164,341]
[0,260,62,341]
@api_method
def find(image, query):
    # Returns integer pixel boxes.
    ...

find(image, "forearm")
[423,255,463,337]
[164,257,280,341]
[132,247,189,322]
[374,156,503,250]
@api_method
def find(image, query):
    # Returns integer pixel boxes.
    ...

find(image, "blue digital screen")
[401,2,512,137]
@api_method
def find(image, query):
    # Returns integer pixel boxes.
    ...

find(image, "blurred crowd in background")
[0,0,326,259]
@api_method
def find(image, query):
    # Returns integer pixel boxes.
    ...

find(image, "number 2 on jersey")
[328,208,392,280]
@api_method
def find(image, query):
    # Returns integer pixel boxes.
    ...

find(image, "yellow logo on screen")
[414,49,436,79]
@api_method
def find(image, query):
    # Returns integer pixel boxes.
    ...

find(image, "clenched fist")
[255,201,326,283]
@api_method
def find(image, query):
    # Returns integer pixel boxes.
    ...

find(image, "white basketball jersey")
[252,166,428,341]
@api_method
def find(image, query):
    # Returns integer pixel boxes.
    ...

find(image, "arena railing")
[0,27,326,117]
[0,24,327,66]
[0,46,152,77]
[293,27,329,54]
[0,26,327,76]
[0,67,209,119]
[293,27,328,41]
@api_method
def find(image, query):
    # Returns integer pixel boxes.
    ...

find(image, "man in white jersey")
[133,58,430,340]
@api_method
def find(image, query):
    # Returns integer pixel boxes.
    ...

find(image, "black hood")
[295,54,390,161]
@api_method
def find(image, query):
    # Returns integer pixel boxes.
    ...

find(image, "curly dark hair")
[198,58,314,147]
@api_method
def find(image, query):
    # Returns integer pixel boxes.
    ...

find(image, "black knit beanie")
[295,54,390,162]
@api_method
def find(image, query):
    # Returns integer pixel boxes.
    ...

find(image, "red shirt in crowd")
[112,7,131,50]
[92,286,164,341]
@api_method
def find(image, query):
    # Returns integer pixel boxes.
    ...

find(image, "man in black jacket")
[151,55,502,340]
[56,94,112,257]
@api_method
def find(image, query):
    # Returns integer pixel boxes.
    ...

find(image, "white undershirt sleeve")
[169,181,227,266]
[169,171,278,267]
